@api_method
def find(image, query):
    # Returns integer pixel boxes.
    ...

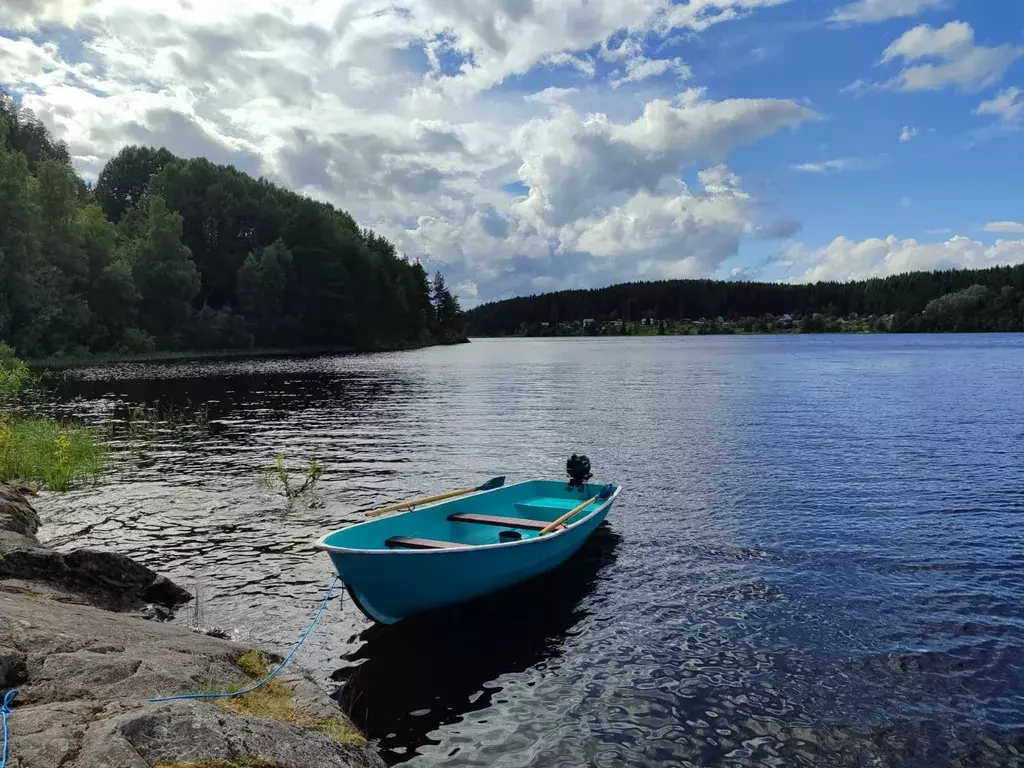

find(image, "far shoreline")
[467,328,1024,339]
[29,335,470,370]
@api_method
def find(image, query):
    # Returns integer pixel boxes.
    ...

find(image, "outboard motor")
[566,453,592,492]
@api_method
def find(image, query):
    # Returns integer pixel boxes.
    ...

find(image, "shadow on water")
[48,363,414,416]
[332,524,621,763]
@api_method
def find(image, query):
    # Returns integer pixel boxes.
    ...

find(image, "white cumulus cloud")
[513,91,817,227]
[984,221,1024,234]
[899,125,919,141]
[0,0,94,30]
[851,21,1023,93]
[564,167,754,278]
[975,87,1024,125]
[0,0,822,305]
[784,235,1024,283]
[831,0,945,24]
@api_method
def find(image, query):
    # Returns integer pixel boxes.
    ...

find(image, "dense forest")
[467,265,1024,336]
[0,90,463,359]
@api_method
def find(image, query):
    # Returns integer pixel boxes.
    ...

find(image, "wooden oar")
[539,485,615,536]
[365,476,506,518]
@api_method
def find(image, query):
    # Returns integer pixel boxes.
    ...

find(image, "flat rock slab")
[0,482,382,768]
[84,700,379,768]
[0,590,382,768]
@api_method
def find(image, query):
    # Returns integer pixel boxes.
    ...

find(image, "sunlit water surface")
[37,335,1024,766]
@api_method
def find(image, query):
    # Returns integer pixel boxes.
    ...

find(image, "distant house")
[611,319,623,327]
[540,322,550,327]
[782,313,792,322]
[582,318,595,327]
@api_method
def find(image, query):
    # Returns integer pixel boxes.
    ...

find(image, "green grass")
[27,334,463,370]
[185,651,367,747]
[235,650,270,677]
[0,415,107,491]
[28,344,378,370]
[1,343,107,490]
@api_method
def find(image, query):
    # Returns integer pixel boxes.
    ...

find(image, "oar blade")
[477,476,506,491]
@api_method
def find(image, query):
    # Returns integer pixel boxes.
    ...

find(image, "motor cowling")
[566,454,592,492]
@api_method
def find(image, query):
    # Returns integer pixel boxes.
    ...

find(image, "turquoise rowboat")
[316,479,622,624]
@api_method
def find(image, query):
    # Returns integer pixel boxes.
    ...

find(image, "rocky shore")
[0,482,383,768]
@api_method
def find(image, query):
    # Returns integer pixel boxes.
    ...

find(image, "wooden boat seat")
[385,536,465,550]
[447,512,548,531]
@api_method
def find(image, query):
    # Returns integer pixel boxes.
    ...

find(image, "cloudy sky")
[2,0,1023,305]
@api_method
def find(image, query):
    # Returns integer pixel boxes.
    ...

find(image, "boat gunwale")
[314,481,620,555]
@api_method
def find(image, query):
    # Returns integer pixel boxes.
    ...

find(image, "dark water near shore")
[36,335,1024,766]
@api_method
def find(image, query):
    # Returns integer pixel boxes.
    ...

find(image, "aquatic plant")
[259,452,324,505]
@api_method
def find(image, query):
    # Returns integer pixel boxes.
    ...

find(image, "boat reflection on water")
[331,524,621,763]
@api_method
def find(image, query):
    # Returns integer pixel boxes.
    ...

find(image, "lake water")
[36,335,1024,767]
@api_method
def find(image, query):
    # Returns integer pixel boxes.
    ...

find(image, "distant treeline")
[466,266,1024,336]
[0,89,463,359]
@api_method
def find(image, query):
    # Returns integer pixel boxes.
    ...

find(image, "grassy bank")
[30,333,469,370]
[0,417,106,491]
[30,345,357,370]
[1,343,106,490]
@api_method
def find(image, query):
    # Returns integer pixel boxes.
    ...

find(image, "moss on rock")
[214,650,367,747]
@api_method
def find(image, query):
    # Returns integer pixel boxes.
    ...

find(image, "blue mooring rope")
[1,689,17,768]
[148,576,342,704]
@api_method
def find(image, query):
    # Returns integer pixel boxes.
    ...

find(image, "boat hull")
[317,480,619,624]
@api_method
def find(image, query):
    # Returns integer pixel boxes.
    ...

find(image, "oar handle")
[366,487,473,518]
[539,495,598,536]
[364,476,505,519]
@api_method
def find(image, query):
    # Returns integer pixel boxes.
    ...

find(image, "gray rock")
[80,701,382,768]
[62,549,193,610]
[191,625,231,639]
[1,592,382,768]
[0,483,41,537]
[0,645,27,687]
[0,482,192,612]
[0,529,43,554]
[4,700,100,768]
[0,546,70,582]
[0,483,382,768]
[140,604,173,622]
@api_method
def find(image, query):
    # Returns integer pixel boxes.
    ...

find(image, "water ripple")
[34,335,1024,766]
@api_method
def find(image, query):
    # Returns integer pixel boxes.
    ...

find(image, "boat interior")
[320,480,615,552]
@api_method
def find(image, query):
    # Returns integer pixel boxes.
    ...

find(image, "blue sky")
[2,0,1023,304]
